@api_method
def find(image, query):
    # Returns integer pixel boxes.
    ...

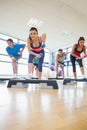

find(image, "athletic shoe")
[70,81,77,84]
[26,74,32,79]
[13,73,18,78]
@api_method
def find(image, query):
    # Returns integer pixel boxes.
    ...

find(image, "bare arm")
[41,33,46,43]
[20,44,26,53]
[19,44,26,55]
[63,52,67,56]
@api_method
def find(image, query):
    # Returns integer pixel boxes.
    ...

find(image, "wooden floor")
[0,81,87,130]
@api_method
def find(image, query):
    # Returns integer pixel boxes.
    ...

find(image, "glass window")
[68,47,72,53]
[0,33,18,43]
[67,53,70,61]
[19,40,27,45]
[0,40,7,54]
[44,48,49,53]
[44,52,49,63]
[0,62,12,75]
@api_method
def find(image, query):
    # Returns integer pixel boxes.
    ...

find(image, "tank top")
[73,44,85,57]
[30,37,43,53]
[57,53,65,62]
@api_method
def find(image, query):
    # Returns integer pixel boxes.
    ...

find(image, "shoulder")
[14,43,17,46]
[57,54,60,57]
[74,43,78,47]
[6,46,9,50]
[83,45,86,50]
[72,43,77,48]
[6,46,11,53]
[27,37,32,44]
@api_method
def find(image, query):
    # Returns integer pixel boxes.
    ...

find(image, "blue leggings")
[70,54,83,72]
[28,50,44,72]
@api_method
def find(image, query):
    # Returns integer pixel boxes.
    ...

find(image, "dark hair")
[7,39,13,43]
[29,27,38,33]
[78,37,85,44]
[58,49,63,52]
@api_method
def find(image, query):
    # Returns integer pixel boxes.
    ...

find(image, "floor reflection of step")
[12,83,29,88]
[39,83,53,89]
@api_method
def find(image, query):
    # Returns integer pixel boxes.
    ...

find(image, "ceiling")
[0,0,87,51]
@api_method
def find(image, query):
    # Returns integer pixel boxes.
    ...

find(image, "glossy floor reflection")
[0,81,87,130]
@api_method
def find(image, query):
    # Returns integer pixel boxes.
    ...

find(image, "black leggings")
[70,54,83,72]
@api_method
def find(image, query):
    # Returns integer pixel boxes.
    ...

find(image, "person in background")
[56,49,66,78]
[27,27,46,79]
[70,37,86,79]
[6,39,26,78]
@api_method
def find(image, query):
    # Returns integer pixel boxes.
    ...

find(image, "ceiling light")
[27,18,43,28]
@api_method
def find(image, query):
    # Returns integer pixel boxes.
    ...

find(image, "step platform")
[63,78,87,85]
[48,78,64,80]
[6,78,58,89]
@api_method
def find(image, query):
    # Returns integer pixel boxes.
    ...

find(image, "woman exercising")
[27,27,46,79]
[70,37,86,79]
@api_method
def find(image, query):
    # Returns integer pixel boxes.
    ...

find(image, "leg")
[77,59,84,76]
[35,65,39,78]
[59,62,64,78]
[70,55,77,79]
[28,63,34,74]
[28,54,35,77]
[80,67,84,75]
[32,64,34,75]
[56,63,60,78]
[12,60,18,74]
[13,55,21,75]
[35,68,38,77]
[38,50,44,79]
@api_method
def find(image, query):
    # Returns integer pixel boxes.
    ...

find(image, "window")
[0,40,7,54]
[68,47,72,53]
[0,33,18,43]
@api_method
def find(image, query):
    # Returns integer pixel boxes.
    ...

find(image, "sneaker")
[26,73,32,79]
[13,73,18,78]
[70,81,77,84]
[81,75,87,80]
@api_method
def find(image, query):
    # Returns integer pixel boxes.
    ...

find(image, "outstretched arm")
[19,44,26,55]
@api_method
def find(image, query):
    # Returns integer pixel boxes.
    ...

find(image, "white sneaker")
[26,73,32,79]
[70,81,77,84]
[13,73,18,78]
[81,75,87,79]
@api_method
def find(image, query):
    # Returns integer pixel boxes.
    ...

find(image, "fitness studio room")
[0,0,87,130]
